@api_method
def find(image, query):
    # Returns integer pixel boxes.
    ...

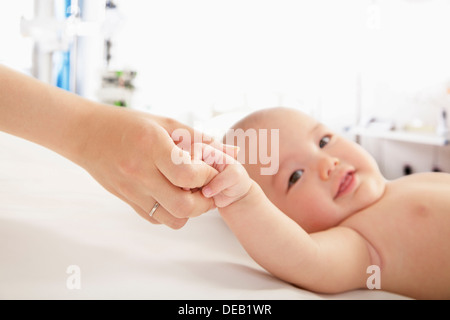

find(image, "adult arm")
[0,64,230,228]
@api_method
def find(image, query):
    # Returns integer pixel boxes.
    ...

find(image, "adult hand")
[74,106,238,229]
[0,64,236,229]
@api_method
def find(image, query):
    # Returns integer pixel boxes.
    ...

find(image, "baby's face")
[240,108,386,232]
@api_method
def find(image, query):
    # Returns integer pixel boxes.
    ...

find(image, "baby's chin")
[353,173,387,209]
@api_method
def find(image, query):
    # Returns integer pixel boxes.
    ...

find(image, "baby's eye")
[288,170,304,189]
[319,135,331,148]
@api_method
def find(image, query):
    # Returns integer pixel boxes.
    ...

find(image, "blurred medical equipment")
[436,108,449,137]
[20,0,135,106]
[97,69,136,107]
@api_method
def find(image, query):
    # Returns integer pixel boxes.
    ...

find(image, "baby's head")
[225,107,386,232]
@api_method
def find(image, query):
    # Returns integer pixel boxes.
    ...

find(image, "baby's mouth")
[334,171,355,199]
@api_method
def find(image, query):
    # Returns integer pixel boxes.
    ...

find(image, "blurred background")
[1,0,449,179]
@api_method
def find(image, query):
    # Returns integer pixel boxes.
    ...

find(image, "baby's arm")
[200,144,373,293]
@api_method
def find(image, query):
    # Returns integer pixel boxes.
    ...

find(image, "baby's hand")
[196,144,252,208]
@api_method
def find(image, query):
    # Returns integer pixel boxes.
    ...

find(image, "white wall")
[357,0,450,178]
[0,0,34,71]
[112,0,366,123]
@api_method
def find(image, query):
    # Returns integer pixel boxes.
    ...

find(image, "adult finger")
[153,132,219,189]
[104,179,190,228]
[192,129,239,159]
[161,118,239,159]
[145,169,218,218]
[144,200,189,229]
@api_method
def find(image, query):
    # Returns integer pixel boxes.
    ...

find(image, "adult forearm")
[0,64,98,162]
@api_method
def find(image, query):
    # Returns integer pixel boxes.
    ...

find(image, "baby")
[199,107,450,299]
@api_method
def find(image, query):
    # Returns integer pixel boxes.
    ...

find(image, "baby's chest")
[342,175,450,296]
[357,186,445,242]
[347,180,450,270]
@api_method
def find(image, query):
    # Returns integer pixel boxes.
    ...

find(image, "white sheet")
[0,131,409,300]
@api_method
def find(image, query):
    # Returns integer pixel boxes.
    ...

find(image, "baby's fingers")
[196,143,250,207]
[202,164,251,207]
[202,161,248,196]
[201,166,235,198]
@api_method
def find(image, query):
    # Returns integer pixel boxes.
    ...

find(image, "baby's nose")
[318,156,340,180]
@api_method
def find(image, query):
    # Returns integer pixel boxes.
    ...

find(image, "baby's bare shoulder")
[341,172,450,298]
[393,171,450,187]
[388,172,450,205]
[345,172,450,225]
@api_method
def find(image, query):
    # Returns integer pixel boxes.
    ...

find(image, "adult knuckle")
[164,116,180,129]
[119,159,138,177]
[176,195,198,217]
[184,196,197,215]
[168,218,188,230]
[170,195,191,217]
